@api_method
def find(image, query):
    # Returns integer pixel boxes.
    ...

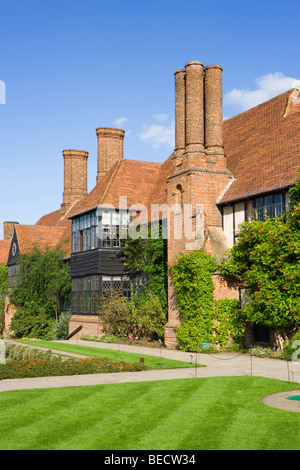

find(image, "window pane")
[265,195,274,218]
[255,197,264,221]
[274,193,283,217]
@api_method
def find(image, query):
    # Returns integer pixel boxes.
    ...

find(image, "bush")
[99,292,135,338]
[131,291,166,340]
[281,331,300,361]
[99,290,166,341]
[81,334,119,343]
[9,245,71,339]
[213,299,245,348]
[10,302,55,340]
[52,311,71,340]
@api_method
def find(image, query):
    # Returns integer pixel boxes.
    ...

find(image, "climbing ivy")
[170,250,217,351]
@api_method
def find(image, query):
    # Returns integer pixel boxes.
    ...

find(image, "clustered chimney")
[61,149,89,217]
[173,61,224,169]
[96,127,125,183]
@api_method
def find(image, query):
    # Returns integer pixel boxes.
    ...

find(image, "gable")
[7,230,19,266]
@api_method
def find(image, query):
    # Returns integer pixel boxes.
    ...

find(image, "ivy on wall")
[170,250,244,351]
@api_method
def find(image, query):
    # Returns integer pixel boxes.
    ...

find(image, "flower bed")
[0,342,146,380]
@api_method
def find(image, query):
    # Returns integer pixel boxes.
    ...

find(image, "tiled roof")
[68,159,163,217]
[15,225,70,256]
[0,240,11,264]
[35,208,62,227]
[221,88,300,203]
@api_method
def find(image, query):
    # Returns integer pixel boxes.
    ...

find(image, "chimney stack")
[185,61,205,155]
[174,69,186,164]
[61,149,89,217]
[204,65,224,156]
[173,60,225,170]
[3,221,19,241]
[96,127,125,183]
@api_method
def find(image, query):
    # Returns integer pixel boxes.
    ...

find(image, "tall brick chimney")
[96,127,125,183]
[61,149,89,217]
[204,65,224,157]
[173,69,186,166]
[184,61,206,167]
[3,221,19,241]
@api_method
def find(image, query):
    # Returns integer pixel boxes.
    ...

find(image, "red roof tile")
[221,88,300,203]
[15,225,70,257]
[0,240,11,264]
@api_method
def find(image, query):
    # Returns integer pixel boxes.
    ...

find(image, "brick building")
[2,60,300,346]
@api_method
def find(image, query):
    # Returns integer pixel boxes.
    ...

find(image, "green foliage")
[1,342,145,379]
[52,311,71,340]
[99,290,166,341]
[221,193,300,333]
[121,221,168,311]
[213,299,245,348]
[99,292,134,338]
[10,301,55,340]
[288,173,300,210]
[170,251,218,351]
[81,333,119,343]
[9,245,71,339]
[131,291,166,340]
[0,264,8,334]
[281,330,300,360]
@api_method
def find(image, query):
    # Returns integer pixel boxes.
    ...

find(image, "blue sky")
[0,0,300,236]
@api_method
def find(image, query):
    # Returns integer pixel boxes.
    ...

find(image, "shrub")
[99,290,166,341]
[281,331,300,361]
[213,299,245,348]
[131,291,166,340]
[99,292,135,337]
[52,311,71,340]
[9,245,71,339]
[10,302,55,340]
[81,334,119,343]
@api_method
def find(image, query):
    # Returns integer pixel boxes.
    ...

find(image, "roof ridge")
[224,87,296,123]
[99,159,123,205]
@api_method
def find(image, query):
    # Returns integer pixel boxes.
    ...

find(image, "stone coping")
[260,390,300,413]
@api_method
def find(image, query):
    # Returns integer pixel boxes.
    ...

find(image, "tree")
[222,178,300,348]
[9,244,71,339]
[0,264,8,334]
[121,221,168,312]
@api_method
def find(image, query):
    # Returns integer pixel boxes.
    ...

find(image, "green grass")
[0,376,299,450]
[17,339,202,370]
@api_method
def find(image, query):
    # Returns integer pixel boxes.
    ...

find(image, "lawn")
[0,376,299,450]
[17,339,201,370]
